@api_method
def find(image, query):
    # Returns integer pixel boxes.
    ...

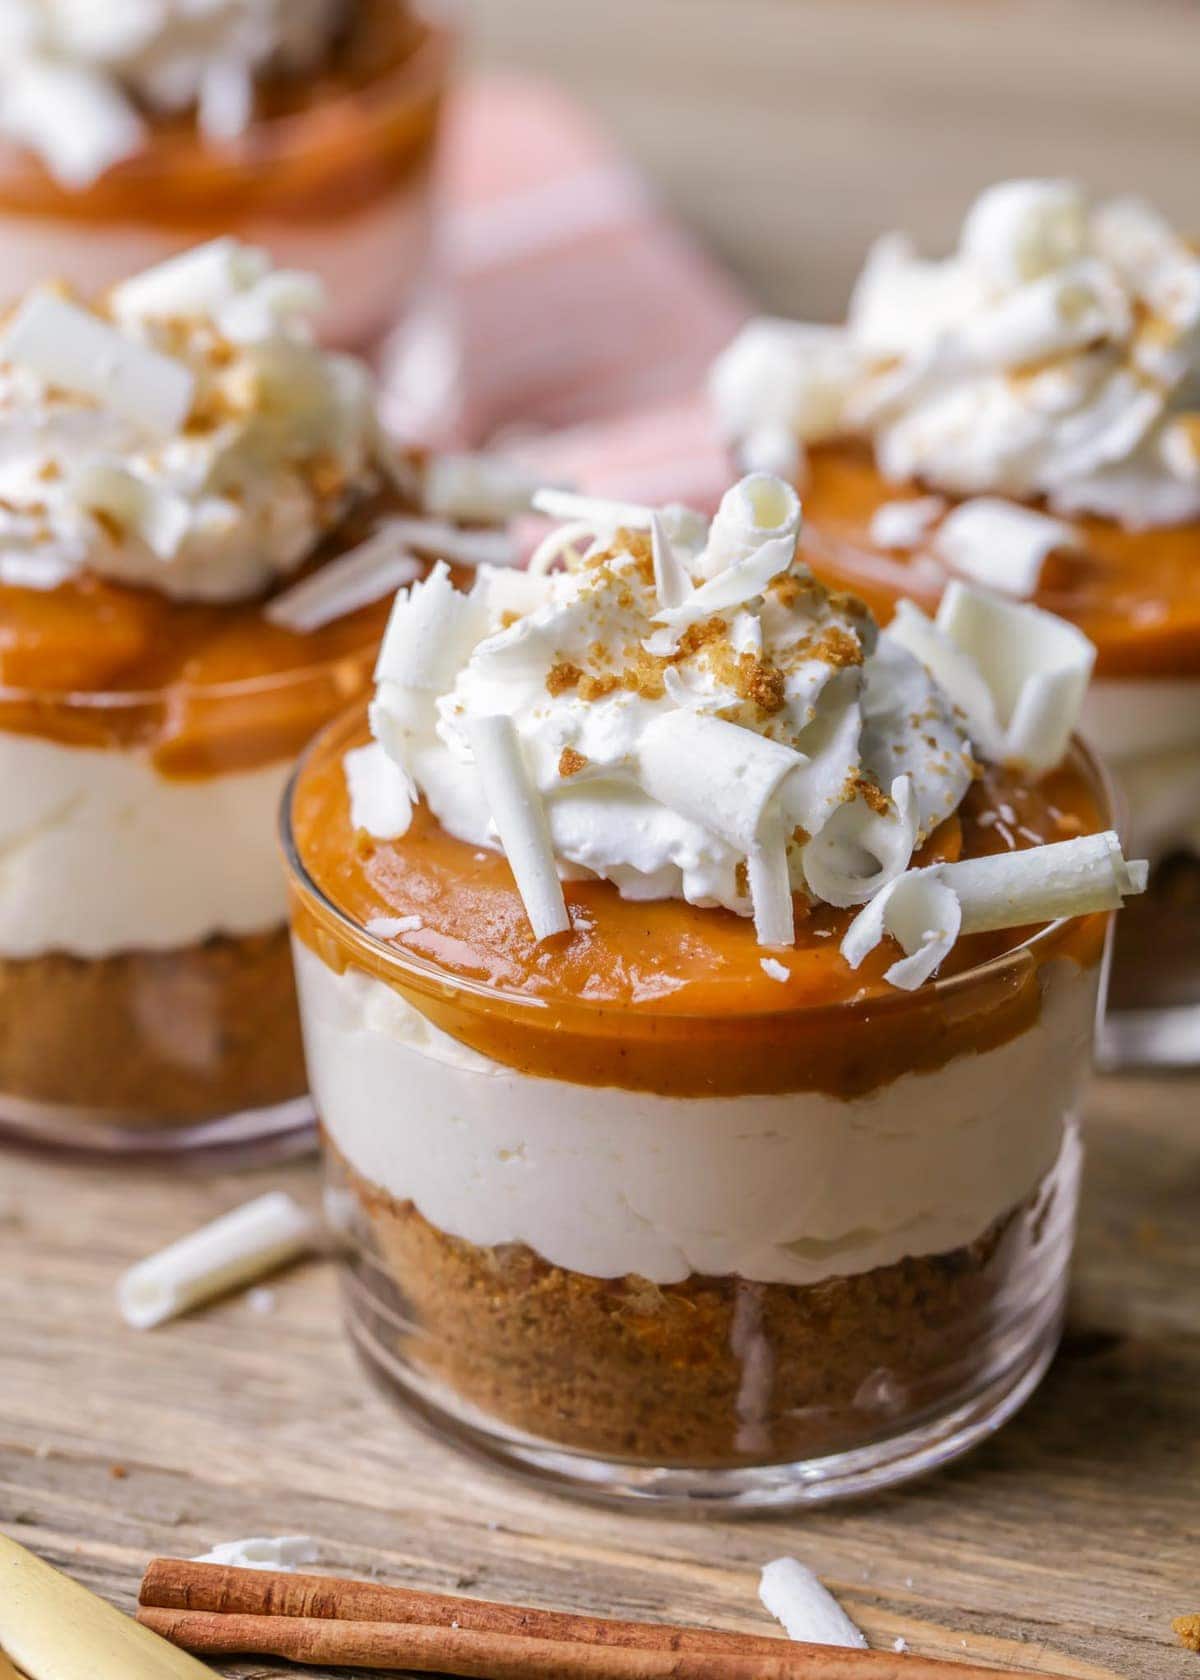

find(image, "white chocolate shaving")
[217,269,327,345]
[747,806,796,947]
[0,58,144,188]
[842,831,1147,990]
[936,580,1096,771]
[265,532,421,634]
[650,511,691,612]
[466,714,570,942]
[373,561,482,692]
[72,461,191,560]
[116,1192,317,1330]
[192,1536,322,1571]
[701,472,801,579]
[110,238,271,323]
[345,743,414,840]
[379,515,516,570]
[802,775,919,907]
[760,957,790,983]
[884,600,1005,759]
[938,830,1147,931]
[655,533,795,631]
[532,488,707,551]
[868,495,946,550]
[637,712,803,855]
[424,453,546,522]
[1,290,194,437]
[527,519,599,577]
[759,1558,868,1649]
[841,872,963,991]
[932,498,1076,598]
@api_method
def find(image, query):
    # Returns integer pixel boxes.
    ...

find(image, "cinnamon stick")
[136,1605,992,1680]
[139,1560,787,1655]
[136,1559,1060,1680]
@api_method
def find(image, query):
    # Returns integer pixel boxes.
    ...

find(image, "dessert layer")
[340,1129,1079,1465]
[0,733,290,959]
[0,490,398,770]
[0,189,435,346]
[298,939,1098,1287]
[0,0,439,194]
[799,441,1200,680]
[0,926,305,1123]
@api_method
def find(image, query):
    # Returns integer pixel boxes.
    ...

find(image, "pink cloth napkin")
[384,74,748,513]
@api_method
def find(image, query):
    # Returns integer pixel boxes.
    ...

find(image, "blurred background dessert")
[0,0,455,347]
[0,241,522,1155]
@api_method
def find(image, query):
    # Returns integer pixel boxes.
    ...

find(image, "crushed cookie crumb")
[580,672,620,702]
[812,626,863,668]
[546,661,582,697]
[791,824,810,846]
[558,747,589,778]
[675,617,728,658]
[1173,1614,1200,1653]
[734,859,749,898]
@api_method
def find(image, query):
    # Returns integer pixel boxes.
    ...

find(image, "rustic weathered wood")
[470,0,1200,321]
[0,1061,1196,1680]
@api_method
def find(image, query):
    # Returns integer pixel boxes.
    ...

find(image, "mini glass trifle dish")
[711,181,1200,1052]
[0,0,454,348]
[0,238,525,1156]
[285,470,1146,1509]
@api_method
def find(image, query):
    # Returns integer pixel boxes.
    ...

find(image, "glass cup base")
[340,1255,1066,1515]
[0,1089,317,1164]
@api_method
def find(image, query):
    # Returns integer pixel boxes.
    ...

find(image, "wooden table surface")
[2,7,1199,1674]
[1,1064,1196,1680]
[471,0,1200,321]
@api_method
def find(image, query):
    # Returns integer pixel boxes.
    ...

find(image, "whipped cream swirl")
[0,0,345,185]
[351,473,1146,988]
[0,239,381,602]
[712,181,1200,531]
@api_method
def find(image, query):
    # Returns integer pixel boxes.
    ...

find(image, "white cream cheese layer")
[0,733,290,958]
[296,940,1099,1287]
[0,193,434,348]
[1083,677,1200,859]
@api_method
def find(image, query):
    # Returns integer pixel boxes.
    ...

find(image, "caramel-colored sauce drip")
[289,709,1109,1098]
[0,1,451,227]
[799,440,1200,679]
[0,491,414,776]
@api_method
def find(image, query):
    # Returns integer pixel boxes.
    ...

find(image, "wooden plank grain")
[467,0,1200,318]
[0,1067,1197,1680]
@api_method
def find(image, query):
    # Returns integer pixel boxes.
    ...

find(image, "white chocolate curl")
[700,472,802,579]
[466,715,570,943]
[842,831,1147,990]
[1,290,194,437]
[932,498,1077,599]
[116,1192,317,1330]
[759,1558,868,1649]
[937,580,1096,771]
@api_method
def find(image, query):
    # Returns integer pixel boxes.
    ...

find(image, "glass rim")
[280,700,1121,1030]
[0,637,379,714]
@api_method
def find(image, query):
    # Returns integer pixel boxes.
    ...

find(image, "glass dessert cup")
[796,438,1200,1071]
[285,705,1114,1511]
[0,581,394,1159]
[0,0,456,349]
